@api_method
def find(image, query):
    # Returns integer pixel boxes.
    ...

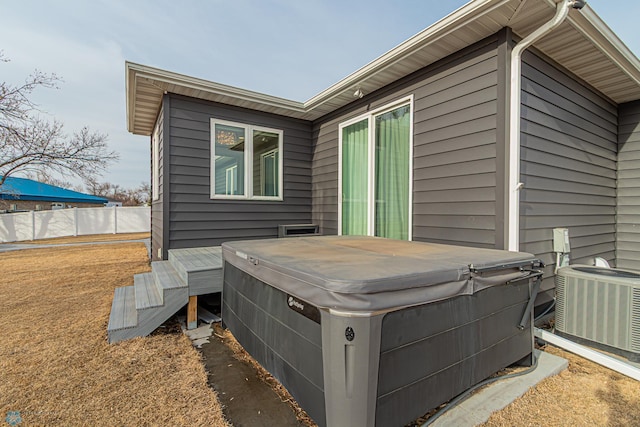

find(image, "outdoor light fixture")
[571,0,586,9]
[353,87,364,99]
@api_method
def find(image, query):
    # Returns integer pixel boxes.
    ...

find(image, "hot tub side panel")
[222,262,326,426]
[375,279,533,427]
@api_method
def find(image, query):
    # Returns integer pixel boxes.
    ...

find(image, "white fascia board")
[125,62,137,134]
[303,0,511,110]
[125,62,307,132]
[126,0,640,135]
[129,62,306,110]
[126,0,513,132]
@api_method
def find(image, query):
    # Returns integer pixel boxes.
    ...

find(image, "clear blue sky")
[1,0,638,189]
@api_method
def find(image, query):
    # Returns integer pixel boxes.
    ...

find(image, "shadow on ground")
[199,324,304,427]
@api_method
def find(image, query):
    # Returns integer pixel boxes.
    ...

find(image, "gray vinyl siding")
[151,101,165,261]
[312,34,500,248]
[519,50,618,299]
[617,100,640,270]
[166,94,312,249]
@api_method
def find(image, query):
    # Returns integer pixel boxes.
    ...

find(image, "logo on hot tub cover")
[286,294,321,324]
[288,296,304,310]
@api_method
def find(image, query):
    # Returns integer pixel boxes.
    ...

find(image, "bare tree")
[84,177,150,206]
[0,52,118,187]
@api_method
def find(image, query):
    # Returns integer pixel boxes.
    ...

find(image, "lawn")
[482,344,640,426]
[1,235,638,426]
[0,236,228,426]
[7,232,150,245]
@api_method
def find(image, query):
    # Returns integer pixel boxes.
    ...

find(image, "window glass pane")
[374,105,410,240]
[341,119,368,235]
[214,124,245,196]
[253,130,280,197]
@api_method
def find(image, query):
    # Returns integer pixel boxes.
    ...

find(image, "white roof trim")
[127,0,640,135]
[303,0,512,109]
[126,62,306,134]
[134,64,305,111]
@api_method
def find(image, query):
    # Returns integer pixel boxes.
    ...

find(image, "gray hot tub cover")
[222,236,539,312]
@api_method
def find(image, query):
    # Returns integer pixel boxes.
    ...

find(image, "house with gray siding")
[125,0,640,305]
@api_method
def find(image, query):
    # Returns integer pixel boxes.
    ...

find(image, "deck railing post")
[187,296,198,330]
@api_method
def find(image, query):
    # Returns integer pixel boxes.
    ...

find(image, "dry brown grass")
[0,241,228,427]
[5,232,150,245]
[483,345,640,426]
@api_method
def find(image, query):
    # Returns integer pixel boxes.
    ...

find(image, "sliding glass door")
[375,105,410,239]
[339,101,411,240]
[341,119,369,236]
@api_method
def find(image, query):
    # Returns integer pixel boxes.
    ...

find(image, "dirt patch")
[0,241,227,426]
[4,232,150,245]
[199,324,304,426]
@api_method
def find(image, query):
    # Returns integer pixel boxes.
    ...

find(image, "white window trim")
[337,95,414,240]
[225,164,238,195]
[260,148,279,196]
[152,125,160,202]
[210,118,284,201]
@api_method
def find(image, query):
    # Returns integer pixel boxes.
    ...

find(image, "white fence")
[0,206,150,243]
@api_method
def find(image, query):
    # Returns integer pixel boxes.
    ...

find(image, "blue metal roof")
[0,176,108,204]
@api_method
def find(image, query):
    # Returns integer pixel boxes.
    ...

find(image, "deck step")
[107,246,224,344]
[169,246,223,271]
[107,286,137,331]
[152,261,186,290]
[134,273,163,309]
[168,247,223,295]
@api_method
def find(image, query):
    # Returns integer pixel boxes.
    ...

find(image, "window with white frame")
[210,119,283,200]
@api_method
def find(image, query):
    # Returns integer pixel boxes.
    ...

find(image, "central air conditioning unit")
[555,265,640,362]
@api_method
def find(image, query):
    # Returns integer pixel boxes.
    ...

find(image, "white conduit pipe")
[535,328,640,381]
[507,0,583,251]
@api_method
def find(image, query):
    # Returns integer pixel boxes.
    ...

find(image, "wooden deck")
[169,247,223,296]
[107,246,223,343]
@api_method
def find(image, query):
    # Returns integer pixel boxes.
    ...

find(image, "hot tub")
[221,236,542,427]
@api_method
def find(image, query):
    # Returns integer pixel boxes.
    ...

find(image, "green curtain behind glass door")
[374,105,410,240]
[341,119,368,235]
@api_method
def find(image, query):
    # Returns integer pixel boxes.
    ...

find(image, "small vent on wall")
[278,224,320,238]
[632,288,640,353]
